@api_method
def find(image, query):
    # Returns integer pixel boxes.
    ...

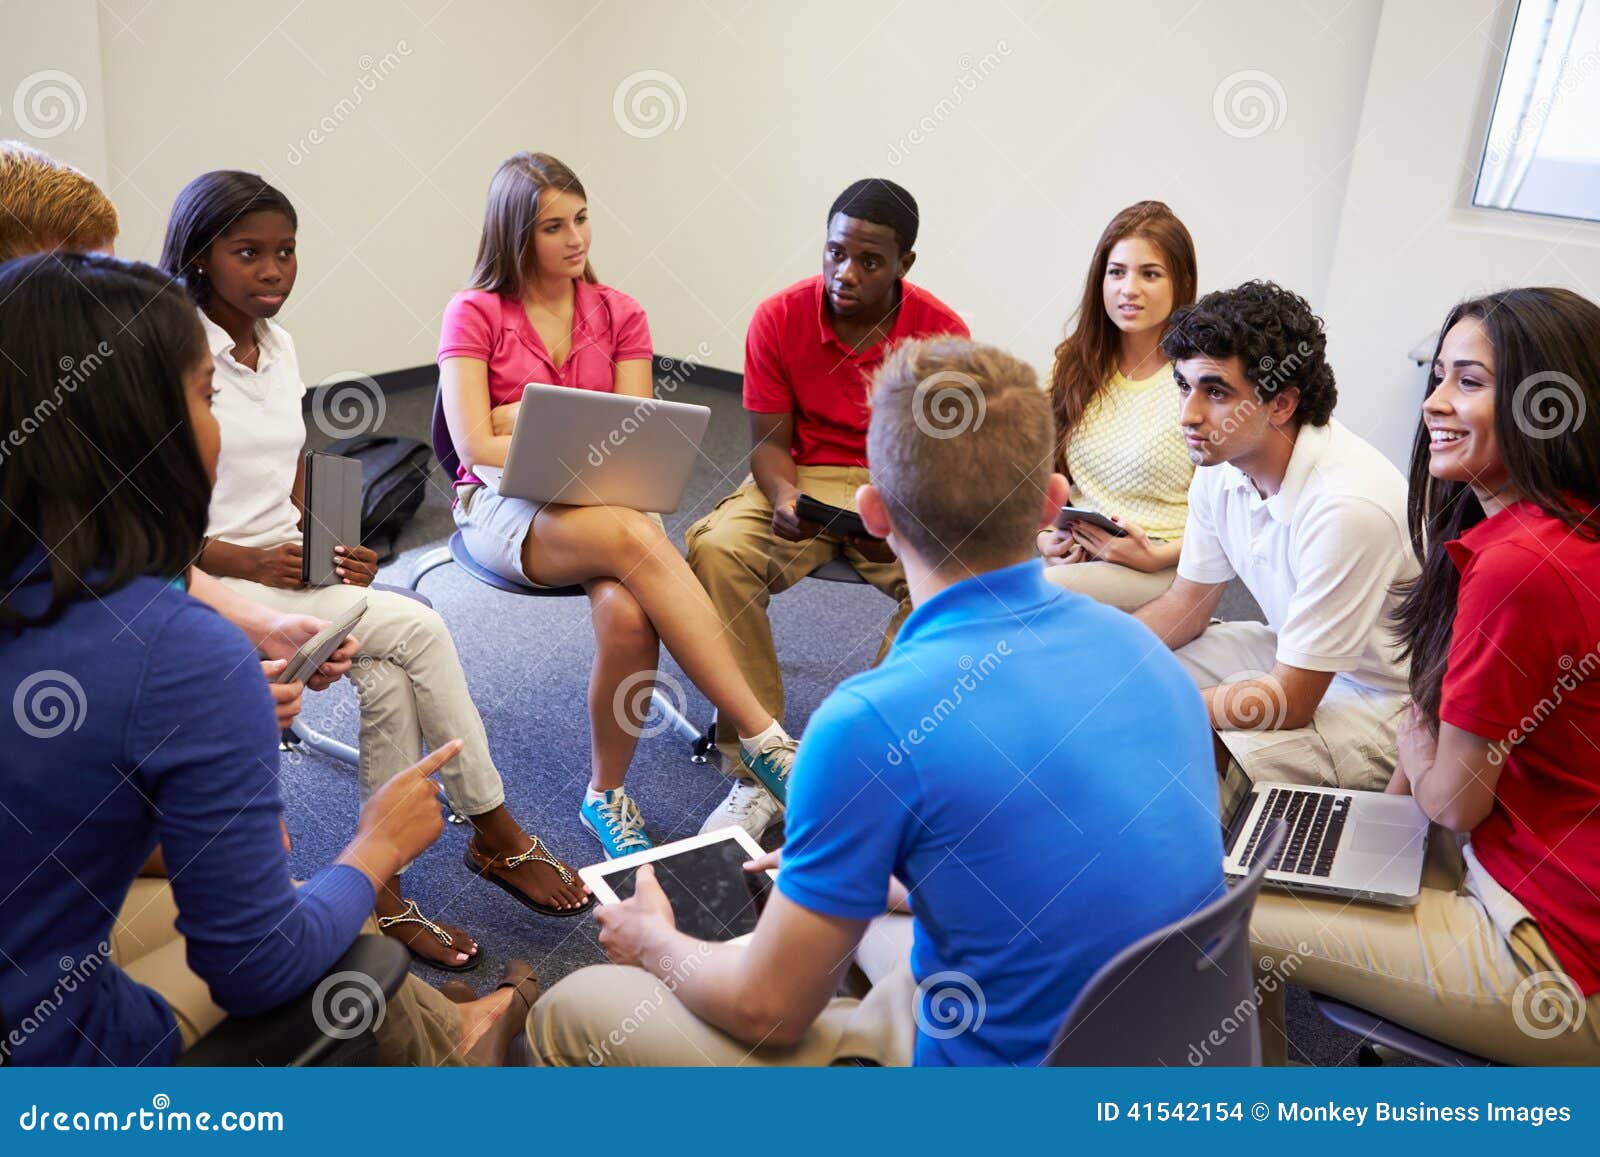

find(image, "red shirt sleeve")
[1440,544,1576,741]
[742,297,793,414]
[437,291,496,363]
[940,306,971,339]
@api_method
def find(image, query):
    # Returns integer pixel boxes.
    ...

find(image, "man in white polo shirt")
[1134,281,1416,796]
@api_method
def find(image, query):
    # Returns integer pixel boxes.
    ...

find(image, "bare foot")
[439,979,476,1004]
[375,888,480,969]
[467,835,591,912]
[460,961,538,1066]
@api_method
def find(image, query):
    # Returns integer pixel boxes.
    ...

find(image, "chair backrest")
[1045,819,1286,1067]
[430,389,461,480]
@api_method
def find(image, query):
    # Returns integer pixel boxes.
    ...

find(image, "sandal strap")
[376,898,454,947]
[497,836,575,886]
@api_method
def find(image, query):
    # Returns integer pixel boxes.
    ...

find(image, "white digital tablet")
[579,828,776,945]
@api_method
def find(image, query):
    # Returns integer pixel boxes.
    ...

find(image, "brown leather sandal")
[463,835,595,918]
[376,899,482,972]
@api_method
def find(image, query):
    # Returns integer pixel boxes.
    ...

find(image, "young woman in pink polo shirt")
[438,152,796,858]
[1249,287,1600,1064]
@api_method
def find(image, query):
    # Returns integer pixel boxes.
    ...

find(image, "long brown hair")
[1395,287,1600,729]
[468,151,597,295]
[1049,201,1197,471]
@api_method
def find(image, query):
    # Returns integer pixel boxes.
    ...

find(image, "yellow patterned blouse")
[1062,364,1193,541]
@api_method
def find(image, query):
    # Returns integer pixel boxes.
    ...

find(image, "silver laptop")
[475,382,711,513]
[1224,782,1429,907]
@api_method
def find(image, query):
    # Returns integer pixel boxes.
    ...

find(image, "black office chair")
[1045,819,1286,1065]
[0,934,408,1066]
[688,555,875,763]
[176,934,410,1066]
[405,392,698,745]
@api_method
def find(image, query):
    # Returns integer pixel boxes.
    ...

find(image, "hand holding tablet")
[582,828,777,946]
[274,597,367,685]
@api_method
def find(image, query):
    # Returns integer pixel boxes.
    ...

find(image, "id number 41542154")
[1097,1103,1245,1123]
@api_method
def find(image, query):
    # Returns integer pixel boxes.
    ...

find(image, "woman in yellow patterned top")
[1038,201,1198,610]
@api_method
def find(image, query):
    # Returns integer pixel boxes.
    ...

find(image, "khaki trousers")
[526,916,919,1067]
[1042,560,1176,612]
[685,467,910,760]
[113,879,466,1065]
[216,578,505,816]
[1250,836,1600,1065]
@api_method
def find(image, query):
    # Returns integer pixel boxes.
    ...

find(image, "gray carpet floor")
[288,378,1392,1067]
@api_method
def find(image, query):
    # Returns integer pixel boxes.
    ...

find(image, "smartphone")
[1055,506,1128,538]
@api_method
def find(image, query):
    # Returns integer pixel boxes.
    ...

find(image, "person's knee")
[374,590,451,649]
[592,508,670,569]
[687,519,766,588]
[529,965,666,1067]
[592,584,657,653]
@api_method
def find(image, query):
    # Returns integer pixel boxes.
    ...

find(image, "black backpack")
[324,434,432,564]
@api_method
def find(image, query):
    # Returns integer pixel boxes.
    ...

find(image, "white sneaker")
[699,779,785,838]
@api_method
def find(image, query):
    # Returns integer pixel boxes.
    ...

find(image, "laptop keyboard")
[1238,787,1353,878]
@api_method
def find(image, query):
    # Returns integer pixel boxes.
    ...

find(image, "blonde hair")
[0,141,119,261]
[868,337,1054,573]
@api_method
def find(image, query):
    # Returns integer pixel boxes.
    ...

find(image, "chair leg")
[691,709,719,765]
[407,546,454,591]
[648,687,702,748]
[289,718,360,767]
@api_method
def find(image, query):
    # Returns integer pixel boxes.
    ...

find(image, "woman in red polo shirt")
[438,152,795,859]
[1249,286,1600,1064]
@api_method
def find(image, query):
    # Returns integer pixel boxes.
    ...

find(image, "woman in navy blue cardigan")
[0,254,530,1065]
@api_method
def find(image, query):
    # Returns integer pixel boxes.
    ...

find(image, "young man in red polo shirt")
[688,179,968,836]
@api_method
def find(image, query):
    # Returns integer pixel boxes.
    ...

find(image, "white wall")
[88,0,583,385]
[566,0,1384,379]
[1322,0,1600,465]
[22,0,1597,462]
[0,0,108,178]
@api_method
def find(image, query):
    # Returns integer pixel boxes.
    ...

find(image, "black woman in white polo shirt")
[161,171,593,972]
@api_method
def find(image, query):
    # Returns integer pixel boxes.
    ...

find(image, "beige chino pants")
[685,466,910,763]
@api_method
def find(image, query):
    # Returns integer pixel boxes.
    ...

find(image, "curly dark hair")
[1161,280,1337,426]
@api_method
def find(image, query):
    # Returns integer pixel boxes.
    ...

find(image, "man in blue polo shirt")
[527,338,1223,1067]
